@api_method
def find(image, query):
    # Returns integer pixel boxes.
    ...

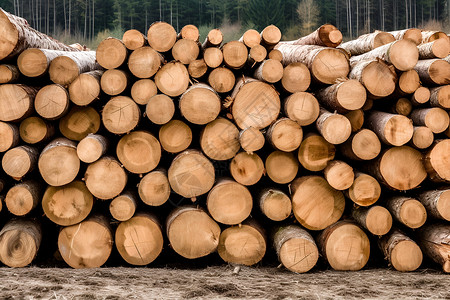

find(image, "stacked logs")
[0,8,449,273]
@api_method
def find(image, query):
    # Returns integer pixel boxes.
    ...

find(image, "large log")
[130,79,157,105]
[339,31,395,55]
[100,69,130,96]
[208,67,235,93]
[188,59,208,79]
[200,118,240,161]
[423,139,450,182]
[417,224,450,273]
[0,84,37,122]
[315,79,366,113]
[410,107,449,134]
[417,189,450,221]
[145,94,175,125]
[389,28,422,45]
[96,37,128,69]
[265,151,299,184]
[2,145,38,180]
[5,180,40,216]
[68,70,103,106]
[102,96,140,134]
[154,61,189,97]
[59,106,101,141]
[352,205,392,236]
[379,229,422,272]
[298,133,336,172]
[34,84,70,120]
[222,41,248,69]
[230,152,264,186]
[414,59,450,85]
[323,160,354,191]
[147,21,177,53]
[421,31,449,43]
[339,129,381,161]
[418,39,450,59]
[348,60,397,98]
[122,29,147,50]
[258,189,291,221]
[346,172,381,206]
[429,85,450,110]
[17,48,66,77]
[366,111,413,146]
[284,92,320,126]
[239,29,261,48]
[128,46,164,79]
[179,24,199,42]
[203,47,223,68]
[386,196,427,229]
[179,83,221,125]
[266,118,303,152]
[411,126,434,149]
[138,169,170,206]
[159,120,192,154]
[48,51,99,86]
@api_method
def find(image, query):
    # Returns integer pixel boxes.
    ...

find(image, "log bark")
[208,67,235,93]
[346,172,381,206]
[421,31,449,43]
[339,31,395,55]
[179,83,221,125]
[0,84,37,122]
[138,169,171,206]
[147,21,177,53]
[266,118,303,152]
[417,224,450,273]
[76,134,108,163]
[386,196,427,229]
[48,51,99,86]
[5,180,41,216]
[100,69,130,96]
[109,191,137,222]
[102,96,140,134]
[281,62,311,93]
[0,64,19,83]
[69,70,103,106]
[418,39,450,59]
[96,37,128,69]
[35,84,69,120]
[389,28,422,45]
[122,29,147,50]
[265,151,299,184]
[2,145,38,180]
[379,229,422,272]
[352,205,392,236]
[238,127,265,153]
[239,29,261,48]
[366,111,413,146]
[19,117,55,150]
[200,118,240,161]
[423,139,450,182]
[230,152,264,186]
[0,121,19,152]
[323,160,354,191]
[159,120,192,153]
[316,108,352,145]
[154,61,189,97]
[145,94,175,125]
[315,79,366,113]
[179,24,199,42]
[414,59,450,85]
[429,85,450,109]
[417,189,450,221]
[259,189,291,221]
[203,47,223,68]
[339,129,381,161]
[59,106,100,141]
[410,107,449,133]
[297,133,336,172]
[410,126,434,149]
[128,46,164,78]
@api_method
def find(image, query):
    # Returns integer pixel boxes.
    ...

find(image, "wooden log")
[58,215,113,268]
[138,169,170,206]
[159,120,192,153]
[207,179,253,225]
[0,8,78,60]
[379,229,422,272]
[172,39,199,65]
[0,219,41,268]
[424,139,450,182]
[202,29,223,48]
[5,180,40,216]
[260,25,281,46]
[386,196,427,229]
[348,60,397,98]
[0,64,19,83]
[418,39,450,59]
[397,69,420,95]
[366,111,413,146]
[147,21,177,52]
[59,106,100,141]
[421,31,449,43]
[179,24,199,42]
[84,156,127,200]
[230,152,264,186]
[116,131,161,174]
[323,160,354,191]
[346,172,381,206]
[109,192,137,222]
[340,129,381,161]
[265,151,299,184]
[34,84,69,120]
[128,46,164,78]
[411,86,431,105]
[2,145,38,180]
[218,221,266,266]
[316,108,352,145]
[122,29,147,50]
[239,29,261,48]
[389,28,422,45]
[259,189,291,221]
[283,24,342,48]
[389,98,412,116]
[239,127,265,153]
[168,150,215,200]
[222,41,248,69]
[48,51,99,86]
[96,37,128,69]
[316,221,370,270]
[0,84,37,122]
[249,44,267,64]
[298,133,336,172]
[417,224,450,273]
[102,96,140,134]
[281,62,311,93]
[366,146,426,191]
[414,59,450,86]
[429,85,450,110]
[274,225,318,273]
[417,189,450,221]
[411,126,434,149]
[100,69,129,96]
[42,180,93,226]
[0,121,19,152]
[145,94,175,125]
[167,206,220,259]
[275,44,349,84]
[179,83,221,125]
[154,61,189,97]
[315,79,366,113]
[200,118,240,161]
[352,205,392,236]
[410,107,449,134]
[69,70,103,106]
[339,31,396,55]
[17,46,65,77]
[188,59,208,79]
[266,118,303,152]
[253,59,283,83]
[208,67,235,93]
[115,213,164,265]
[268,49,283,61]
[76,134,108,163]
[203,47,223,68]
[18,116,50,145]
[345,109,364,132]
[38,138,79,186]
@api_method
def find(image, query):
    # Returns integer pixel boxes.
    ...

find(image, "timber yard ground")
[0,266,448,299]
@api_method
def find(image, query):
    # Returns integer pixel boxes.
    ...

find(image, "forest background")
[1,0,449,49]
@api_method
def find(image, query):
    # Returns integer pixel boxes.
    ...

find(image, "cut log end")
[239,127,265,153]
[131,79,157,105]
[96,38,127,69]
[365,206,393,236]
[347,173,381,206]
[159,120,192,153]
[298,134,336,172]
[146,94,175,125]
[259,189,291,221]
[85,156,127,200]
[128,46,163,78]
[266,151,298,184]
[324,160,354,191]
[122,29,147,50]
[281,62,311,93]
[147,22,177,53]
[138,170,170,206]
[284,92,319,126]
[230,152,264,186]
[391,240,423,272]
[102,96,140,134]
[35,84,69,120]
[180,84,221,125]
[311,48,350,84]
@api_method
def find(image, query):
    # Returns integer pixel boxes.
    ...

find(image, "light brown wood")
[387,196,427,229]
[17,48,61,77]
[411,126,434,149]
[100,69,129,96]
[230,152,264,186]
[0,219,41,268]
[339,129,381,161]
[421,31,449,43]
[58,215,113,268]
[366,111,413,146]
[208,67,235,93]
[410,107,449,133]
[116,131,161,174]
[2,145,38,180]
[239,127,265,153]
[0,84,37,122]
[5,180,40,216]
[59,105,101,141]
[154,61,189,97]
[147,21,177,52]
[349,60,397,98]
[0,64,19,83]
[315,79,366,113]
[397,69,420,95]
[0,121,19,152]
[128,46,164,78]
[188,59,208,79]
[389,28,422,45]
[138,169,170,206]
[69,70,103,106]
[172,39,199,64]
[265,151,298,184]
[339,31,395,55]
[96,37,128,69]
[35,84,69,120]
[248,45,267,63]
[76,134,108,163]
[316,109,352,145]
[203,47,223,68]
[42,180,93,226]
[352,205,392,236]
[207,179,253,225]
[168,150,215,200]
[268,49,283,61]
[266,118,303,152]
[298,133,336,172]
[159,120,192,153]
[323,160,354,190]
[284,92,320,126]
[379,229,422,272]
[424,139,450,182]
[179,24,199,42]
[418,39,450,59]
[429,85,450,109]
[345,109,365,132]
[259,189,291,221]
[179,83,221,125]
[102,96,140,134]
[202,29,223,48]
[411,86,431,105]
[283,24,342,48]
[109,191,137,222]
[254,59,283,84]
[346,172,381,206]
[273,225,318,273]
[260,25,282,46]
[48,51,99,86]
[414,59,450,86]
[145,94,175,125]
[417,224,450,273]
[115,213,164,265]
[166,206,221,259]
[417,189,450,221]
[316,221,370,271]
[222,40,248,69]
[122,29,147,50]
[200,118,240,161]
[239,29,261,48]
[281,62,311,93]
[218,221,266,266]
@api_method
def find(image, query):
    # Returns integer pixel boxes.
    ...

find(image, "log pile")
[0,8,449,273]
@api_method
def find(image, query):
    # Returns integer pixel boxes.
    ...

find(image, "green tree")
[244,0,286,31]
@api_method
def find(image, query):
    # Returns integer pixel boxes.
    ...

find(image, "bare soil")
[0,266,448,299]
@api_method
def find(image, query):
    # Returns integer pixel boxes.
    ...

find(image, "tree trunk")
[418,39,450,59]
[258,189,291,221]
[96,37,128,69]
[179,83,221,125]
[352,205,392,236]
[188,59,208,79]
[238,127,265,153]
[59,106,100,141]
[386,196,427,229]
[0,64,20,83]
[266,118,303,152]
[414,59,450,86]
[230,152,264,186]
[379,229,422,271]
[154,61,189,97]
[340,129,381,161]
[68,70,103,106]
[421,31,449,43]
[282,24,342,48]
[100,69,130,96]
[315,79,366,113]
[109,191,137,222]
[147,21,177,53]
[339,31,395,55]
[346,172,381,206]
[239,29,261,48]
[208,67,235,93]
[366,111,413,146]
[203,47,223,68]
[102,96,140,134]
[202,28,223,48]
[179,24,199,42]
[138,169,171,206]
[35,84,69,120]
[145,94,175,125]
[128,46,164,79]
[389,28,422,45]
[417,189,450,221]
[423,139,450,182]
[5,180,41,216]
[222,40,248,69]
[417,224,450,273]
[0,84,37,122]
[297,133,336,172]
[200,118,240,161]
[122,29,147,50]
[0,121,19,152]
[48,51,99,87]
[2,145,38,180]
[76,134,108,163]
[265,151,299,184]
[281,62,311,93]
[316,108,352,145]
[159,120,192,154]
[323,160,354,190]
[429,85,450,110]
[410,107,449,133]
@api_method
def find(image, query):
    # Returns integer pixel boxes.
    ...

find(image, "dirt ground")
[0,266,448,300]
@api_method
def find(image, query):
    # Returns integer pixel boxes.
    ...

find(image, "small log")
[147,21,177,52]
[96,37,128,69]
[340,129,381,161]
[366,111,413,146]
[115,213,163,265]
[418,39,450,59]
[323,160,354,191]
[239,127,265,153]
[128,46,164,78]
[421,31,449,43]
[42,180,93,226]
[266,118,303,152]
[159,120,192,153]
[109,191,137,222]
[179,24,199,42]
[222,40,248,69]
[230,152,264,186]
[259,189,291,221]
[281,62,311,93]
[379,229,422,272]
[0,121,19,152]
[410,107,449,134]
[345,109,364,132]
[208,67,235,93]
[145,94,175,125]
[315,79,366,113]
[260,25,282,46]
[274,225,319,273]
[352,205,392,236]
[239,29,261,48]
[2,145,38,180]
[58,215,113,268]
[429,85,450,109]
[188,59,208,79]
[154,61,189,97]
[102,96,140,134]
[424,139,450,182]
[200,118,240,161]
[316,108,352,145]
[417,189,450,221]
[389,28,422,45]
[203,47,223,68]
[166,206,221,259]
[316,221,370,270]
[138,169,170,206]
[397,69,420,95]
[48,51,99,86]
[69,70,103,106]
[414,59,450,86]
[346,172,381,206]
[59,106,100,141]
[0,64,19,83]
[100,69,129,96]
[122,29,147,50]
[268,49,283,61]
[386,196,427,229]
[76,134,108,163]
[417,224,450,273]
[202,29,223,48]
[389,98,412,116]
[297,133,336,172]
[179,83,221,125]
[18,46,64,77]
[0,84,37,122]
[249,45,268,64]
[265,151,299,184]
[339,31,395,55]
[253,59,283,83]
[5,180,40,216]
[411,86,431,105]
[35,84,69,120]
[283,24,342,48]
[411,126,434,149]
